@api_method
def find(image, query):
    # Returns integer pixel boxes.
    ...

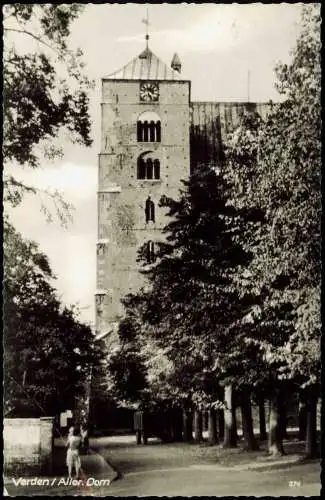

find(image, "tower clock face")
[140,82,159,102]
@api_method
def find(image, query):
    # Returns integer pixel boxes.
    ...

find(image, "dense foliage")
[3,4,97,419]
[3,4,93,218]
[225,3,321,391]
[3,219,101,418]
[108,5,320,457]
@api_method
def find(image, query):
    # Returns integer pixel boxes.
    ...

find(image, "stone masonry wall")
[4,417,54,476]
[96,79,190,329]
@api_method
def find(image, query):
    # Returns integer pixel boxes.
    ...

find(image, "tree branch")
[4,175,74,228]
[4,27,58,53]
[5,176,37,195]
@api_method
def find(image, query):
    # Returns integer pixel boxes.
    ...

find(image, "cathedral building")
[95,37,270,342]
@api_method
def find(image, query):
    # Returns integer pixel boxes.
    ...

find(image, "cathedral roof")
[104,47,181,81]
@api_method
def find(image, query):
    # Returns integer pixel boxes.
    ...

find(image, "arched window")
[149,121,156,142]
[137,154,161,180]
[137,111,161,143]
[146,241,155,263]
[137,158,146,179]
[143,121,149,142]
[146,159,153,179]
[156,121,161,142]
[145,197,155,223]
[153,159,160,180]
[137,121,143,142]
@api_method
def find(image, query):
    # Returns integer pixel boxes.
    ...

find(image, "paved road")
[94,435,321,497]
[4,435,321,496]
[107,465,321,497]
[4,464,320,497]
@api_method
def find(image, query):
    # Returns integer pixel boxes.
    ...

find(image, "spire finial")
[142,7,150,49]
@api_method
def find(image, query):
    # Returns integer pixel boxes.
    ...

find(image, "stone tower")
[96,43,191,338]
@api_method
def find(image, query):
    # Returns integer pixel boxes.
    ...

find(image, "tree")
[269,5,321,458]
[120,164,263,448]
[3,4,93,220]
[108,315,148,405]
[3,219,101,418]
[223,3,321,456]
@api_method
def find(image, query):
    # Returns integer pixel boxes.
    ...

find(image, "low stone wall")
[4,417,54,476]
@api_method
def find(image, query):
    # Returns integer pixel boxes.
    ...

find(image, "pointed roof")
[104,47,181,81]
[171,52,181,72]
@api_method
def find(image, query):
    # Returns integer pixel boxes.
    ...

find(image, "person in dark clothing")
[134,408,148,445]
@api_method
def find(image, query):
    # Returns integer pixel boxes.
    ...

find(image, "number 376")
[289,480,301,487]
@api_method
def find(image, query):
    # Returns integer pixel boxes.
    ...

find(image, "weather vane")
[142,7,150,48]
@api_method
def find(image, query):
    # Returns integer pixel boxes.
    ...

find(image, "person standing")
[66,426,82,478]
[134,408,148,445]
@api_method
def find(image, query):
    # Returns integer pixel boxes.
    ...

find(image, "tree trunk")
[218,409,224,440]
[268,396,285,456]
[240,405,245,440]
[171,408,183,442]
[305,393,318,458]
[233,407,238,441]
[259,396,267,440]
[207,408,218,445]
[298,400,307,441]
[241,396,259,450]
[194,409,203,442]
[204,411,209,432]
[161,410,172,442]
[182,409,193,442]
[136,430,142,445]
[223,385,237,448]
[279,405,288,440]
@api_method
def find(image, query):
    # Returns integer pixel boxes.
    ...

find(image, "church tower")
[95,37,191,338]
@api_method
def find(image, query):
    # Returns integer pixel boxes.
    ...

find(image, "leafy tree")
[3,4,94,220]
[224,3,321,456]
[108,315,148,405]
[3,219,101,418]
[120,164,263,447]
[3,3,98,425]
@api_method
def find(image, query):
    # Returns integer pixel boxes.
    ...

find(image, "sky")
[6,3,303,328]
